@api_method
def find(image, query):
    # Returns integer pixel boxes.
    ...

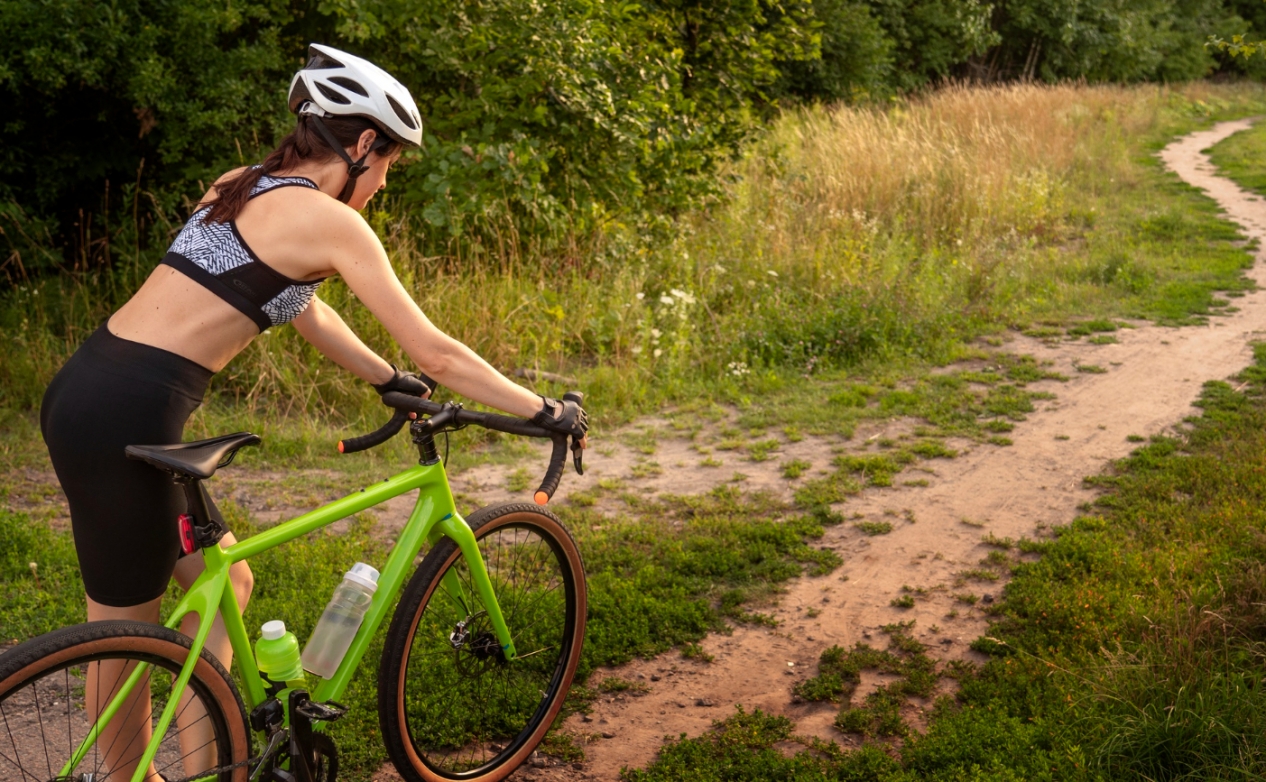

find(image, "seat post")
[178,477,226,550]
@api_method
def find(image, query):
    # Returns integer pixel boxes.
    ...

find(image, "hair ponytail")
[201,114,402,224]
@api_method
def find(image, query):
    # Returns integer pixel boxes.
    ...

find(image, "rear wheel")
[0,620,251,782]
[378,503,587,782]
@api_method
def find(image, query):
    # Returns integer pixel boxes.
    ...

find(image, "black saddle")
[126,432,261,480]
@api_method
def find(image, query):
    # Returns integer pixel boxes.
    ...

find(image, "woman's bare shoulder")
[270,188,382,257]
[197,166,253,207]
[213,166,252,187]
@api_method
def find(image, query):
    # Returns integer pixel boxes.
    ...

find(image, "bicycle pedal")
[294,698,348,722]
[250,698,286,732]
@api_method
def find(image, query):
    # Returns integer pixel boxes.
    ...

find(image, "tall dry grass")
[665,82,1262,341]
[3,81,1264,432]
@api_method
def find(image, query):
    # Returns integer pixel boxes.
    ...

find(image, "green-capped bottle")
[255,620,307,690]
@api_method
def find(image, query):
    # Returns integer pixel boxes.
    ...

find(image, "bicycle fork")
[429,514,518,661]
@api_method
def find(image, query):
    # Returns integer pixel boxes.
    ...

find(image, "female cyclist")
[39,44,588,781]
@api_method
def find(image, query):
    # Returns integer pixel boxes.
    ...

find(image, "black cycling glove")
[372,365,437,398]
[532,395,589,440]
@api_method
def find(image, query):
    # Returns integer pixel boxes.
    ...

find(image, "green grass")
[853,521,893,536]
[780,458,811,479]
[1207,117,1266,195]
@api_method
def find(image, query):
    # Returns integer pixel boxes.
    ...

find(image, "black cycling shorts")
[40,323,213,607]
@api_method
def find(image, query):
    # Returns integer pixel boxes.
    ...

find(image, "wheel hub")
[450,613,507,675]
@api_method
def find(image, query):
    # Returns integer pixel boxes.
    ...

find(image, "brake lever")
[571,436,584,475]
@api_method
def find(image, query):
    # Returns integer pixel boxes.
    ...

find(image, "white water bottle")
[301,562,379,679]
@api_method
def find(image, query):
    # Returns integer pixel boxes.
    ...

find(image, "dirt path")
[446,119,1266,780]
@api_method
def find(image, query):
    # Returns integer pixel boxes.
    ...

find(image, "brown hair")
[202,114,402,223]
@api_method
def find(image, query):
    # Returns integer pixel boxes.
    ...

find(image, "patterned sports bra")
[162,171,327,332]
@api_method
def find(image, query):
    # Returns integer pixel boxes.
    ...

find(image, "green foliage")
[4,0,1264,278]
[0,0,829,269]
[854,520,893,536]
[320,0,718,240]
[865,0,998,90]
[0,0,294,269]
[778,0,895,102]
[991,0,1230,82]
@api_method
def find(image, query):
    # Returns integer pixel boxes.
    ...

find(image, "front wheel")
[378,503,587,782]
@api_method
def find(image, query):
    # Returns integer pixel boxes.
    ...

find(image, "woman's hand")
[373,365,435,398]
[532,396,589,447]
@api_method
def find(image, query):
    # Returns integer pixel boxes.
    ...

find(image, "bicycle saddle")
[126,432,261,480]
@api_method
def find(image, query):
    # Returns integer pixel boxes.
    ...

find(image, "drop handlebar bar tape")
[534,435,570,505]
[338,408,410,454]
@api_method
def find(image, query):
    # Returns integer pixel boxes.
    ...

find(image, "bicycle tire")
[0,620,251,782]
[378,503,587,782]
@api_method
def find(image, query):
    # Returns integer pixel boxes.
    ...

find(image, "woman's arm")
[322,218,544,419]
[291,297,394,385]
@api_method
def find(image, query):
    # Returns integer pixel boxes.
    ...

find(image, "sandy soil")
[435,119,1266,780]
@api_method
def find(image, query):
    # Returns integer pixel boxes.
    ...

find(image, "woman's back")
[109,166,357,371]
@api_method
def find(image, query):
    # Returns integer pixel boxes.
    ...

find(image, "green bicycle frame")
[61,457,518,782]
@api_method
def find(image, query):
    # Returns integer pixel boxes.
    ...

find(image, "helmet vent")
[308,51,344,70]
[386,94,418,130]
[316,83,352,105]
[329,76,368,97]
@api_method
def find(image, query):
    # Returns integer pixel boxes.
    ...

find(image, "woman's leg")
[86,595,164,782]
[171,532,255,776]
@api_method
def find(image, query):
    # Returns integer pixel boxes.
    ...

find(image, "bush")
[0,0,294,273]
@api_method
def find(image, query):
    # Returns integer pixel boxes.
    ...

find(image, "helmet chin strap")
[307,114,373,204]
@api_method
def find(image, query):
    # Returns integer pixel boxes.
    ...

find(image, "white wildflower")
[767,270,779,277]
[713,264,727,274]
[631,346,643,354]
[670,288,697,305]
[651,328,662,339]
[653,348,663,358]
[636,292,645,300]
[659,295,675,305]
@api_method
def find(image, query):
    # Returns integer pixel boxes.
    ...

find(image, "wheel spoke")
[64,668,71,767]
[1,699,41,782]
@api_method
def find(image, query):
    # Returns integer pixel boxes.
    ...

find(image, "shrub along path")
[444,119,1266,780]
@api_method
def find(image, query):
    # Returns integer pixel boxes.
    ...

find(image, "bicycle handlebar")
[337,408,410,454]
[337,390,585,505]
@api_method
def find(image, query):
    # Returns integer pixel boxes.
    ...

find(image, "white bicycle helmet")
[288,43,422,146]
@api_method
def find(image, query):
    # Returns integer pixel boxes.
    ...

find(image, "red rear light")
[178,514,196,555]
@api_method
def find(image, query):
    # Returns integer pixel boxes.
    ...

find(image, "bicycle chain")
[162,754,260,782]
